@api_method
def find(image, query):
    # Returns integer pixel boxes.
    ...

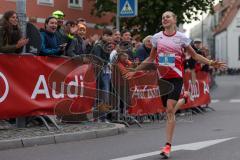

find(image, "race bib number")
[158,53,175,67]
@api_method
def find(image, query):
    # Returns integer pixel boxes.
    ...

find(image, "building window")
[69,0,83,8]
[38,0,54,6]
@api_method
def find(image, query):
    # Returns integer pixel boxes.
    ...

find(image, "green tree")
[91,0,219,37]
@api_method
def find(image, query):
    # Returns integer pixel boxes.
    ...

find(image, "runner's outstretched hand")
[209,60,227,69]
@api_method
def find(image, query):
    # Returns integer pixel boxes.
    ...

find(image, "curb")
[0,123,126,151]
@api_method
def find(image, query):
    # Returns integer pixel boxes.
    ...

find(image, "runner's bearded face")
[162,12,176,29]
[46,18,58,33]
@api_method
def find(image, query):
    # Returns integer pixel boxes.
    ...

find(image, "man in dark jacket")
[120,29,134,60]
[91,28,113,122]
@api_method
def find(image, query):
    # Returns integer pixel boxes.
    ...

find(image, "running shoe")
[160,144,171,159]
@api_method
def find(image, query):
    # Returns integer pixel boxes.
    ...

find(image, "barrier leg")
[110,84,130,127]
[45,115,61,130]
[199,107,207,112]
[189,109,198,115]
[36,116,51,131]
[16,117,26,128]
[205,104,215,111]
[126,115,142,127]
[195,107,205,114]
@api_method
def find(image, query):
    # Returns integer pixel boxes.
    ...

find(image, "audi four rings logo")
[0,72,9,103]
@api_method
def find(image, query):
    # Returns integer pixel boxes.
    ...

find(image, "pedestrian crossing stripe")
[120,0,134,14]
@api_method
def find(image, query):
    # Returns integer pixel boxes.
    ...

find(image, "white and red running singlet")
[151,31,191,79]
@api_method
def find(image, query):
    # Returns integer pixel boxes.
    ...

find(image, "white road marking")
[110,137,236,160]
[230,99,240,103]
[211,99,219,103]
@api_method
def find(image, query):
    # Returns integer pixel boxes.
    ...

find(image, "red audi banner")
[128,71,165,116]
[128,71,211,115]
[0,54,96,119]
[181,71,211,109]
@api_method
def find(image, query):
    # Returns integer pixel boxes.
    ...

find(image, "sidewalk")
[0,121,126,151]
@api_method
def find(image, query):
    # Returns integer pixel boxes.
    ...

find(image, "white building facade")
[190,0,240,68]
[215,9,240,68]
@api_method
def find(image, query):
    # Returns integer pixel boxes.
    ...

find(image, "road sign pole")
[116,0,120,31]
[16,0,27,38]
[16,0,27,128]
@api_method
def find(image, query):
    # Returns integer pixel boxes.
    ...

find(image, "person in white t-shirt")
[134,11,226,159]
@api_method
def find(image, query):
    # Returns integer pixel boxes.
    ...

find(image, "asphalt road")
[0,75,239,160]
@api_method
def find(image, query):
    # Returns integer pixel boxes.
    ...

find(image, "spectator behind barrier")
[200,47,211,73]
[116,52,134,77]
[64,20,78,40]
[76,17,87,26]
[109,29,121,64]
[91,28,113,63]
[135,35,152,62]
[76,20,97,54]
[52,10,69,46]
[112,28,121,45]
[0,10,28,54]
[66,23,88,56]
[63,20,78,53]
[121,29,134,60]
[85,34,99,54]
[39,16,63,56]
[91,28,113,122]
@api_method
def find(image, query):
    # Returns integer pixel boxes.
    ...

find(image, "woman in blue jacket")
[40,16,63,56]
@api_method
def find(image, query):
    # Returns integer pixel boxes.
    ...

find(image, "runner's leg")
[166,99,177,144]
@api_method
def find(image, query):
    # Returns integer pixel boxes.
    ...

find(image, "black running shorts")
[160,78,183,107]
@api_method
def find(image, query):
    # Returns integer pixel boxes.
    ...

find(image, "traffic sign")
[119,0,138,17]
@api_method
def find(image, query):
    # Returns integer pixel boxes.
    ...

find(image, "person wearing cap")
[52,10,65,26]
[52,10,69,48]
